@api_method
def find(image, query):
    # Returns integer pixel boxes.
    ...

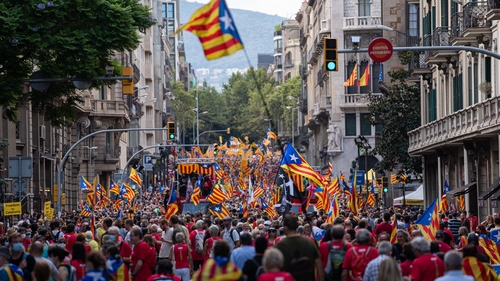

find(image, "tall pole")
[291,108,294,147]
[195,76,199,146]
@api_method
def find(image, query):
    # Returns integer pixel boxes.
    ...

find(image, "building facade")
[296,0,409,188]
[408,0,500,218]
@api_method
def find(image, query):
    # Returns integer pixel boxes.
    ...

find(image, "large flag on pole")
[129,168,142,186]
[80,175,92,192]
[280,145,327,188]
[175,0,244,60]
[344,64,357,86]
[415,198,440,240]
[165,189,179,220]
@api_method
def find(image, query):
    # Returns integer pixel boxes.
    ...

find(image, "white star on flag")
[215,207,220,211]
[220,11,234,31]
[494,231,500,242]
[289,154,298,162]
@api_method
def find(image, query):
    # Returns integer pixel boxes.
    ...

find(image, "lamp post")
[195,75,199,146]
[353,135,371,188]
[376,25,421,46]
[286,106,296,147]
[193,109,207,144]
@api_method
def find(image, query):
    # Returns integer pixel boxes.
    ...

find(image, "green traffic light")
[169,134,175,139]
[327,61,336,71]
[383,187,389,193]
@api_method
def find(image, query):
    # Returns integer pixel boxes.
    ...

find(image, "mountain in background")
[180,0,285,86]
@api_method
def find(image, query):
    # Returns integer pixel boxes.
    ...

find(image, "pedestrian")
[461,244,497,280]
[376,258,402,281]
[192,240,241,281]
[0,247,24,280]
[147,259,180,281]
[32,260,51,281]
[242,237,268,281]
[189,220,206,271]
[342,229,379,281]
[257,248,295,281]
[130,227,153,280]
[410,237,444,281]
[204,225,221,260]
[170,232,192,281]
[105,245,130,281]
[222,217,240,254]
[81,251,112,281]
[435,250,474,281]
[230,232,255,269]
[9,232,36,281]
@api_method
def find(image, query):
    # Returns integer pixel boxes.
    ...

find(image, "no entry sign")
[368,38,393,62]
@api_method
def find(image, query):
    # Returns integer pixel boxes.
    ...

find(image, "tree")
[0,0,155,126]
[367,69,422,176]
[170,81,195,143]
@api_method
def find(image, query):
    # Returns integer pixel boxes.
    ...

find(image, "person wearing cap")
[435,231,452,253]
[0,247,25,280]
[222,217,240,254]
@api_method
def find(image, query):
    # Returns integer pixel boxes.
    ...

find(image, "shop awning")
[479,177,500,200]
[446,182,477,197]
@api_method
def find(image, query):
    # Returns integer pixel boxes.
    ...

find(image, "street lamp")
[134,85,149,93]
[354,135,371,186]
[286,106,296,147]
[82,146,97,181]
[193,109,208,144]
[376,25,420,46]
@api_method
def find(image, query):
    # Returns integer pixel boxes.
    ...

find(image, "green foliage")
[367,69,422,176]
[0,0,155,126]
[274,24,283,31]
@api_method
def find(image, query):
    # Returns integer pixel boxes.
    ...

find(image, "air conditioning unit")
[39,125,46,140]
[320,20,331,34]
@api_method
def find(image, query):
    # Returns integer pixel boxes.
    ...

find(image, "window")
[106,132,111,154]
[346,62,357,94]
[167,3,174,18]
[372,63,382,93]
[474,62,478,103]
[162,3,167,18]
[485,57,491,83]
[408,4,419,38]
[100,85,105,100]
[428,89,437,122]
[359,0,371,17]
[453,74,463,111]
[345,114,356,136]
[441,0,448,27]
[168,20,175,37]
[360,113,372,135]
[468,66,472,106]
[432,6,436,31]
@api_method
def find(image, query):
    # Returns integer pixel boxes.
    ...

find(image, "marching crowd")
[0,206,498,281]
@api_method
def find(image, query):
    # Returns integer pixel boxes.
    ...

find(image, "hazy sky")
[186,0,305,18]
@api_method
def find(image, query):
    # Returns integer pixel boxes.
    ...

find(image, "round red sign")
[368,38,393,63]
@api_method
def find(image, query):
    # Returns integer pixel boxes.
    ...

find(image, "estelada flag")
[175,0,244,60]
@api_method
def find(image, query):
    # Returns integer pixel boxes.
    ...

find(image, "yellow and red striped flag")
[175,0,244,60]
[357,64,370,86]
[253,185,264,199]
[209,203,230,219]
[191,186,201,206]
[207,184,227,205]
[129,168,142,186]
[280,145,327,189]
[390,174,398,184]
[440,180,450,213]
[462,256,498,281]
[344,64,357,86]
[415,198,440,240]
[267,129,279,141]
[113,199,123,211]
[390,214,398,244]
[457,194,465,210]
[165,190,179,220]
[109,180,120,194]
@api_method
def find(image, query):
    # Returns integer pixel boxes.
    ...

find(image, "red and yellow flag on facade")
[175,0,244,60]
[344,64,357,86]
[357,64,370,86]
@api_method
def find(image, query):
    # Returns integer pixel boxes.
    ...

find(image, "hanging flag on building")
[440,180,450,213]
[357,64,370,86]
[175,0,244,60]
[344,64,358,86]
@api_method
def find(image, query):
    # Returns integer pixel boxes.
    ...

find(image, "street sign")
[4,202,22,216]
[8,156,33,178]
[144,155,153,171]
[368,38,393,63]
[12,180,28,193]
[356,170,365,186]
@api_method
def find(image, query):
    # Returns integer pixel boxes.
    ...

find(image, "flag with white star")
[209,203,230,219]
[175,0,244,60]
[415,197,439,240]
[280,144,327,188]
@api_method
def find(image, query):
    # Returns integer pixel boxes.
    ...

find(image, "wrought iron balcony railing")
[450,12,463,40]
[464,1,489,29]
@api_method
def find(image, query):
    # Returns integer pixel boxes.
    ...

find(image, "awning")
[446,182,477,198]
[479,177,500,200]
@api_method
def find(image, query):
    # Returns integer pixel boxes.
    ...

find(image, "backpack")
[251,258,265,280]
[54,230,62,243]
[349,247,373,281]
[195,230,205,254]
[59,264,77,281]
[325,242,347,281]
[228,228,239,244]
[279,239,315,281]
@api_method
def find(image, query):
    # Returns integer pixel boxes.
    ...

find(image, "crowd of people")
[0,206,498,281]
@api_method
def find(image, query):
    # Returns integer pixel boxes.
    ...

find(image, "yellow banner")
[4,202,22,216]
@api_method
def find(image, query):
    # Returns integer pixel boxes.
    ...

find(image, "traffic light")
[383,187,389,193]
[167,122,175,140]
[324,38,338,72]
[121,67,134,95]
[214,144,219,156]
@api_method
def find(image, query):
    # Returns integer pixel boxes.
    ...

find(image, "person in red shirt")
[319,225,352,268]
[147,259,181,281]
[410,237,444,281]
[342,229,379,281]
[108,226,132,266]
[189,220,205,271]
[400,243,415,278]
[64,223,77,255]
[130,228,153,280]
[204,225,221,261]
[170,232,192,281]
[435,231,452,253]
[374,213,393,238]
[257,248,295,281]
[467,210,479,232]
[151,225,162,252]
[71,243,87,280]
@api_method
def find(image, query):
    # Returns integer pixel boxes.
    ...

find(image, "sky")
[186,0,305,18]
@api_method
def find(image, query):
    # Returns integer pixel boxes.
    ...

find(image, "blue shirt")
[81,270,109,281]
[230,246,256,269]
[435,270,474,281]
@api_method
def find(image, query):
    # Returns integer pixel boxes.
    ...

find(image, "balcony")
[425,27,456,64]
[284,60,294,68]
[343,16,382,30]
[317,65,329,87]
[408,51,431,76]
[487,0,500,20]
[450,12,464,44]
[274,48,283,54]
[339,94,382,109]
[462,1,491,41]
[132,63,140,83]
[408,96,500,154]
[274,30,282,37]
[90,100,128,118]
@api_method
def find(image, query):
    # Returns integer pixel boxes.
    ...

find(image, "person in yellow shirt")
[85,231,99,251]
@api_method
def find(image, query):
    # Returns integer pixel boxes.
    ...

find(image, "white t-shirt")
[52,229,64,241]
[159,228,173,258]
[125,231,131,243]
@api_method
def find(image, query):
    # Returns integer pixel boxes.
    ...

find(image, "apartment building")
[296,0,408,183]
[408,0,500,217]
